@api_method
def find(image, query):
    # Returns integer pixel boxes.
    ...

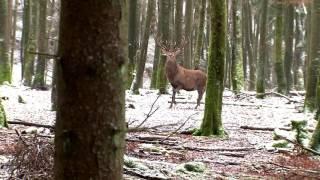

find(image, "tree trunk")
[127,0,138,89]
[54,1,125,179]
[255,0,268,99]
[194,0,206,70]
[196,0,226,136]
[293,7,304,91]
[0,0,12,84]
[33,0,47,89]
[156,0,170,94]
[305,0,320,111]
[244,0,255,91]
[230,0,241,92]
[183,0,193,69]
[0,98,8,128]
[132,0,155,94]
[10,0,18,73]
[23,0,38,86]
[274,3,286,94]
[283,4,294,94]
[174,0,183,64]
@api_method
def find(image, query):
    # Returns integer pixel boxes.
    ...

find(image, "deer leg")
[170,89,176,108]
[195,89,204,109]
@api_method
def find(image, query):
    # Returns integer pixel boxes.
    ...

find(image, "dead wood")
[218,152,246,158]
[8,119,54,129]
[240,125,314,133]
[128,123,179,132]
[124,167,169,180]
[168,101,295,109]
[125,138,178,146]
[175,146,254,152]
[160,112,199,142]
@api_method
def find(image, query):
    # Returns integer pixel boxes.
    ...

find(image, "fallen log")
[240,125,314,133]
[8,119,54,129]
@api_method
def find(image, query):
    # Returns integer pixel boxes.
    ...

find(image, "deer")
[156,37,207,109]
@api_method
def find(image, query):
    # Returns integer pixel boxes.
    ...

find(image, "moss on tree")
[195,0,226,137]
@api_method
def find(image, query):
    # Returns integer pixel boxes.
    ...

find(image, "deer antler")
[173,36,187,52]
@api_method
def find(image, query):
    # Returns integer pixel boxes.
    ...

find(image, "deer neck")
[165,59,179,81]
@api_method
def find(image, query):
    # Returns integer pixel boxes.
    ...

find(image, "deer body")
[163,50,207,108]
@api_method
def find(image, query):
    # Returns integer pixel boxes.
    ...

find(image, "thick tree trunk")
[196,0,226,136]
[54,1,125,179]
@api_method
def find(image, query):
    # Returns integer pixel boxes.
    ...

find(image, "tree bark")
[274,3,286,94]
[196,0,226,136]
[305,0,320,111]
[33,0,47,89]
[132,0,155,94]
[54,1,126,179]
[0,0,12,84]
[255,0,268,99]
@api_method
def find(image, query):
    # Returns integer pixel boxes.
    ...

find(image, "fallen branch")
[176,146,254,152]
[168,101,295,109]
[124,167,169,180]
[125,138,177,146]
[160,112,199,142]
[128,123,179,132]
[240,125,314,133]
[8,119,54,129]
[218,152,246,158]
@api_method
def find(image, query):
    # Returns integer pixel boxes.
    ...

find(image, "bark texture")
[196,0,226,136]
[54,1,125,179]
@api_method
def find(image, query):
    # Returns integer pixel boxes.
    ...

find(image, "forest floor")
[1,84,320,179]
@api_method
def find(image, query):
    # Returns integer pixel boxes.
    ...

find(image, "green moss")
[272,140,290,148]
[0,101,8,128]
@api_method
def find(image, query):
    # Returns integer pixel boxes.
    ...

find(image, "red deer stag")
[156,37,207,109]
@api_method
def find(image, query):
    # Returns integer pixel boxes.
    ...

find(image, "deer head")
[155,36,187,61]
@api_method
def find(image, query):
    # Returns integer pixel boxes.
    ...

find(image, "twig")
[127,123,179,132]
[134,95,161,129]
[9,119,54,129]
[160,112,199,142]
[14,129,27,146]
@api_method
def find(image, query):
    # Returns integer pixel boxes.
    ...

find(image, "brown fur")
[162,50,207,108]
